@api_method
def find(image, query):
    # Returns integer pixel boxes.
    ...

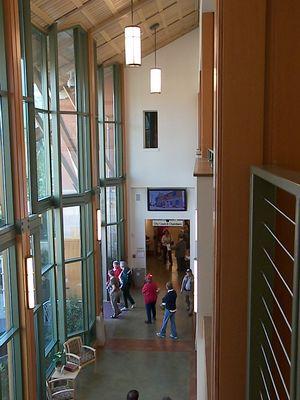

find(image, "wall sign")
[152,219,184,227]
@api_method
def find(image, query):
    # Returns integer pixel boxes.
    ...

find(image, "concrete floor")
[76,255,196,400]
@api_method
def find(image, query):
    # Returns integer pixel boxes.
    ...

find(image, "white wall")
[125,29,199,270]
[196,176,214,321]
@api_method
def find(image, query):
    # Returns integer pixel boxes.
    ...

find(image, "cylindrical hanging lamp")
[125,1,141,67]
[150,23,161,94]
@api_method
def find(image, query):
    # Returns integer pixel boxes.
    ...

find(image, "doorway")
[145,219,190,280]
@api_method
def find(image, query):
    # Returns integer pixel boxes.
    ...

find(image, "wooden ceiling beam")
[102,0,117,14]
[70,0,97,25]
[100,30,123,54]
[31,3,53,25]
[89,0,154,34]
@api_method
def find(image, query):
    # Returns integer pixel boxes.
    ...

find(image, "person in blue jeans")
[156,281,178,339]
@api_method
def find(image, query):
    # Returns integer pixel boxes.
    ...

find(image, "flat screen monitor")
[147,188,187,211]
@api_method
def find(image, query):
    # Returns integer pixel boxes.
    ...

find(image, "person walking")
[156,282,178,339]
[119,260,135,311]
[161,229,173,266]
[142,274,159,324]
[106,269,121,318]
[180,269,194,316]
[175,234,187,272]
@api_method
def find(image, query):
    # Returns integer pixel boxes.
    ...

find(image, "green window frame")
[98,64,125,273]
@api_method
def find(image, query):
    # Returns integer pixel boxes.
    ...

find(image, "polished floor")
[77,255,196,400]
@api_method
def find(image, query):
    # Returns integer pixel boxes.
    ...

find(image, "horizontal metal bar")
[0,89,8,96]
[261,297,291,366]
[261,345,280,400]
[263,223,294,261]
[251,166,300,197]
[260,368,271,400]
[262,273,292,332]
[262,248,293,296]
[264,198,296,226]
[260,321,290,399]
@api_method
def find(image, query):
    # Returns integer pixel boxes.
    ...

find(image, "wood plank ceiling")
[30,0,199,65]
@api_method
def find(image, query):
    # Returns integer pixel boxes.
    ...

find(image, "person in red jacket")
[142,274,160,324]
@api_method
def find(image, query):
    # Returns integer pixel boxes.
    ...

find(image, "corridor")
[76,257,196,400]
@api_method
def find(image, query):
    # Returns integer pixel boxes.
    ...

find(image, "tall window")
[58,28,95,338]
[0,1,22,398]
[32,28,52,202]
[98,65,125,270]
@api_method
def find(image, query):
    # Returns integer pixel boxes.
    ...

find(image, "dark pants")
[176,256,186,271]
[145,302,156,323]
[122,285,135,308]
[162,246,173,265]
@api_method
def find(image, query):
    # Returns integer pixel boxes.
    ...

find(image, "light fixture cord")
[131,0,133,25]
[154,27,157,68]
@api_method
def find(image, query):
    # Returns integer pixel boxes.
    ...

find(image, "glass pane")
[0,249,12,337]
[58,30,77,112]
[65,261,83,335]
[0,101,6,227]
[105,123,116,178]
[32,29,48,110]
[104,66,114,121]
[23,102,31,213]
[60,114,79,194]
[144,111,158,148]
[42,269,56,349]
[106,187,117,224]
[87,256,95,327]
[85,203,93,254]
[40,210,53,268]
[106,225,118,265]
[35,112,51,199]
[83,116,91,191]
[0,341,14,399]
[63,206,81,260]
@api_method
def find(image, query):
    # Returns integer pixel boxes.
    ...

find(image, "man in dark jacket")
[120,261,135,310]
[175,234,186,271]
[156,282,178,339]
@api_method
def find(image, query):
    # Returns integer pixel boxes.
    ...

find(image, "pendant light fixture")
[150,23,161,94]
[125,0,141,67]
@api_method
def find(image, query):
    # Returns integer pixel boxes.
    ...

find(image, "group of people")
[127,390,172,400]
[141,269,195,339]
[106,260,136,318]
[160,225,190,272]
[106,259,195,338]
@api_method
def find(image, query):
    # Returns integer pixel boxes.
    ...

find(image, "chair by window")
[46,378,75,400]
[63,336,96,367]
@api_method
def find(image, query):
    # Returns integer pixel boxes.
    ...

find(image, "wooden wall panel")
[263,0,300,168]
[200,12,214,157]
[213,1,267,399]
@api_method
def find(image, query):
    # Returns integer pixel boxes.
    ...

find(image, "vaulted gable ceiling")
[30,0,199,65]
